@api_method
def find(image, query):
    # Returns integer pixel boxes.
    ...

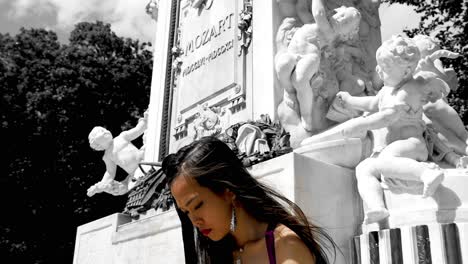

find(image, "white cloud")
[7,0,156,43]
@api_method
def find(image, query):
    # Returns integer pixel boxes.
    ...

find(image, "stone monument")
[73,0,468,263]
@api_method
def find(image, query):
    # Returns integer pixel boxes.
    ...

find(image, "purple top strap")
[265,223,277,264]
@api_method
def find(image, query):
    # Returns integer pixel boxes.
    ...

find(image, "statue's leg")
[355,158,389,224]
[424,99,468,154]
[274,52,297,93]
[379,137,428,161]
[434,125,467,155]
[278,96,301,128]
[372,156,444,198]
[376,138,444,198]
[291,53,320,131]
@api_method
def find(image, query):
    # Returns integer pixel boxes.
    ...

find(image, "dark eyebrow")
[184,194,199,208]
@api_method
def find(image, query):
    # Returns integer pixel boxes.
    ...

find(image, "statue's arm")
[343,108,400,135]
[340,107,401,138]
[338,91,380,112]
[359,107,400,130]
[100,157,117,183]
[121,110,148,141]
[296,0,314,24]
[86,157,119,197]
[311,0,334,39]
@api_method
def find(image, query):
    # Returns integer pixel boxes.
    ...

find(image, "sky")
[0,1,420,44]
[0,0,156,43]
[379,2,422,41]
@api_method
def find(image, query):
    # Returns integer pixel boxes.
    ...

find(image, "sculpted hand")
[417,56,439,73]
[310,75,324,89]
[335,91,351,108]
[140,109,149,122]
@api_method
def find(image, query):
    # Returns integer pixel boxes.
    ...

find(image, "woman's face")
[171,175,232,241]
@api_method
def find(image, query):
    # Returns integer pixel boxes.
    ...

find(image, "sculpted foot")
[87,186,97,197]
[364,208,389,224]
[456,156,468,169]
[301,117,313,132]
[421,169,444,198]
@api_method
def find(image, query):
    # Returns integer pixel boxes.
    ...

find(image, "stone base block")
[364,169,468,233]
[73,210,184,264]
[250,152,363,264]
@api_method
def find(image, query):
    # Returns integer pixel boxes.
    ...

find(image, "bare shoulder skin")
[274,224,316,264]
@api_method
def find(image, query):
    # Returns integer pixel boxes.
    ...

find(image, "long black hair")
[162,136,336,263]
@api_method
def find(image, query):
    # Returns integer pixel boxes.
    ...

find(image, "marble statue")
[413,34,459,91]
[145,0,159,21]
[333,37,373,96]
[275,0,362,142]
[412,35,468,156]
[275,0,385,147]
[277,0,299,19]
[296,0,314,24]
[275,17,312,147]
[193,104,223,140]
[276,0,314,24]
[356,0,382,89]
[302,36,468,223]
[87,110,148,197]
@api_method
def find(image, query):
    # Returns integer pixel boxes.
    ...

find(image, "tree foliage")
[384,0,468,124]
[1,22,152,263]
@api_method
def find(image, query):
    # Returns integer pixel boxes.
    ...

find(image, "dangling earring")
[230,206,237,232]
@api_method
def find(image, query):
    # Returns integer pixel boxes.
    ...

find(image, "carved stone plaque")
[176,0,238,113]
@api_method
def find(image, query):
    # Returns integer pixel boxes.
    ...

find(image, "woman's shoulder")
[273,224,316,263]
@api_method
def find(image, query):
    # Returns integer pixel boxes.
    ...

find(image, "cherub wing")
[414,70,450,96]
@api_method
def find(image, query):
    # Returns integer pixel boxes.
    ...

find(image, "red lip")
[200,229,212,236]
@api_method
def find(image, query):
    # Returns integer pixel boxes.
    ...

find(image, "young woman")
[162,136,336,263]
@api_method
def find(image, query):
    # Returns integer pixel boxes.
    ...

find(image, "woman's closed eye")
[181,201,203,215]
[194,201,204,210]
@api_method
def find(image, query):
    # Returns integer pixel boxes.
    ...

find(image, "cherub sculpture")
[193,104,223,140]
[355,0,382,89]
[87,110,148,197]
[275,0,361,133]
[302,36,468,223]
[145,0,159,21]
[412,35,468,156]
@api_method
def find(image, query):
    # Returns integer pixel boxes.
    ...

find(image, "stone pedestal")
[251,151,363,264]
[73,210,184,264]
[353,169,468,264]
[364,169,468,232]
